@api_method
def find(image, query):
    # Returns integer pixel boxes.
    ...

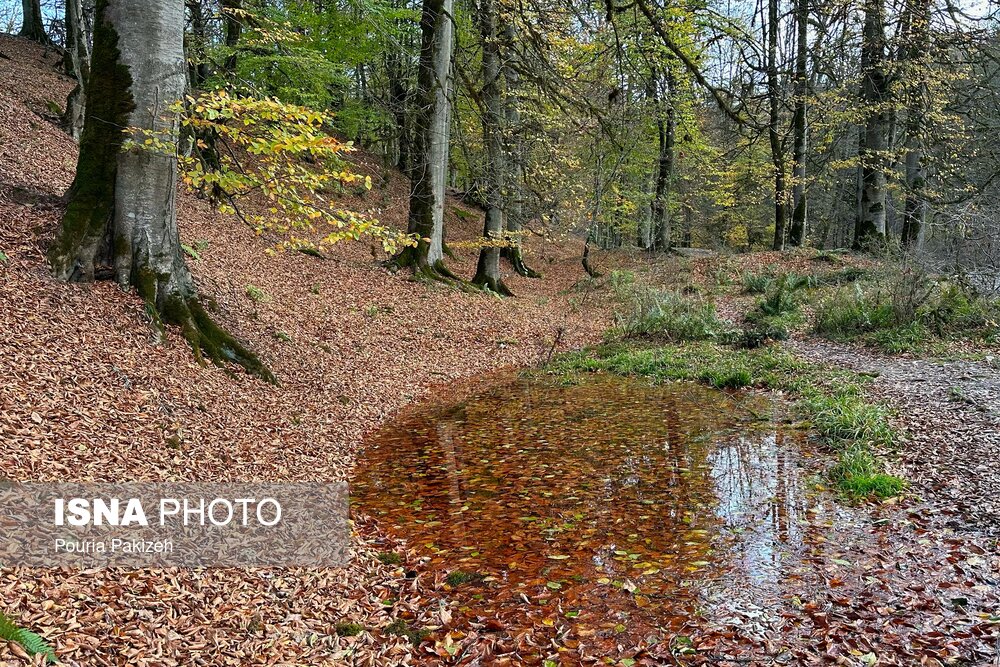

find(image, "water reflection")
[353,373,824,660]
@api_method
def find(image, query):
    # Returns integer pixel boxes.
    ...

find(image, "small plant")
[272,330,292,343]
[445,570,480,586]
[181,243,201,261]
[742,273,773,294]
[0,610,55,663]
[377,551,402,565]
[335,622,365,637]
[385,619,430,644]
[246,284,269,302]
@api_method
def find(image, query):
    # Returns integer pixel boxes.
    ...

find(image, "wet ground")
[352,374,875,663]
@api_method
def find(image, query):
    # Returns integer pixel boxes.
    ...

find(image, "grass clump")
[743,274,806,343]
[814,269,997,353]
[611,276,733,342]
[335,622,365,637]
[385,619,430,644]
[246,284,269,303]
[377,551,402,565]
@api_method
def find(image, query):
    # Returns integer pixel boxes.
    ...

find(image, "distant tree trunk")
[19,0,50,44]
[221,0,242,74]
[901,0,930,249]
[391,0,455,277]
[651,69,675,252]
[499,25,539,277]
[49,0,271,381]
[788,0,808,247]
[387,47,411,175]
[186,0,211,88]
[62,0,90,141]
[854,0,889,249]
[471,0,511,294]
[767,0,788,251]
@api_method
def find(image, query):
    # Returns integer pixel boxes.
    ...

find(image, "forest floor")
[2,34,1000,667]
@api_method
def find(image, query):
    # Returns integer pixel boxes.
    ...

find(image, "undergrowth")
[550,342,905,499]
[814,267,999,353]
[608,270,734,342]
[0,610,55,663]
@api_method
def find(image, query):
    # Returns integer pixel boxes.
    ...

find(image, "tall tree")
[854,0,889,249]
[650,67,676,252]
[391,0,455,277]
[62,0,91,141]
[471,0,512,294]
[49,0,270,380]
[499,24,539,277]
[788,0,809,246]
[901,0,931,249]
[18,0,50,44]
[766,0,788,250]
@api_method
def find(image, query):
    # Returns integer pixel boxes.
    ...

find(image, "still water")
[353,373,839,662]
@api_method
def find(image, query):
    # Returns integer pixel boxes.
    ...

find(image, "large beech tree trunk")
[49,0,271,381]
[854,0,889,249]
[391,0,454,277]
[19,0,50,44]
[471,0,511,295]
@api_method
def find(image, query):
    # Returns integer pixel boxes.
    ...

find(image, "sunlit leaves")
[127,90,415,254]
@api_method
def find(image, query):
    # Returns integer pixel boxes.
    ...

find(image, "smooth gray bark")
[472,0,511,294]
[50,0,270,380]
[394,0,455,275]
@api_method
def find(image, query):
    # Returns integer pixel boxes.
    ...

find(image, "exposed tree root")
[158,293,276,384]
[472,275,514,297]
[503,247,541,278]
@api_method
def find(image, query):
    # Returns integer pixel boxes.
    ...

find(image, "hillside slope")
[0,35,612,666]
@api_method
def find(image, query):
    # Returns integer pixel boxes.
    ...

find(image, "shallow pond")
[353,373,839,662]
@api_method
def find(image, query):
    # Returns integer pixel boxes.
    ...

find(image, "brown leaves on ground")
[0,35,611,667]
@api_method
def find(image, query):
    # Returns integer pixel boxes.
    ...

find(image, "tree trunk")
[221,0,243,74]
[788,0,808,247]
[651,69,675,252]
[19,0,50,44]
[499,24,539,277]
[391,0,455,278]
[62,0,91,141]
[854,0,889,250]
[767,0,788,251]
[471,0,511,295]
[49,0,271,382]
[901,0,930,249]
[387,46,411,175]
[186,0,211,88]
